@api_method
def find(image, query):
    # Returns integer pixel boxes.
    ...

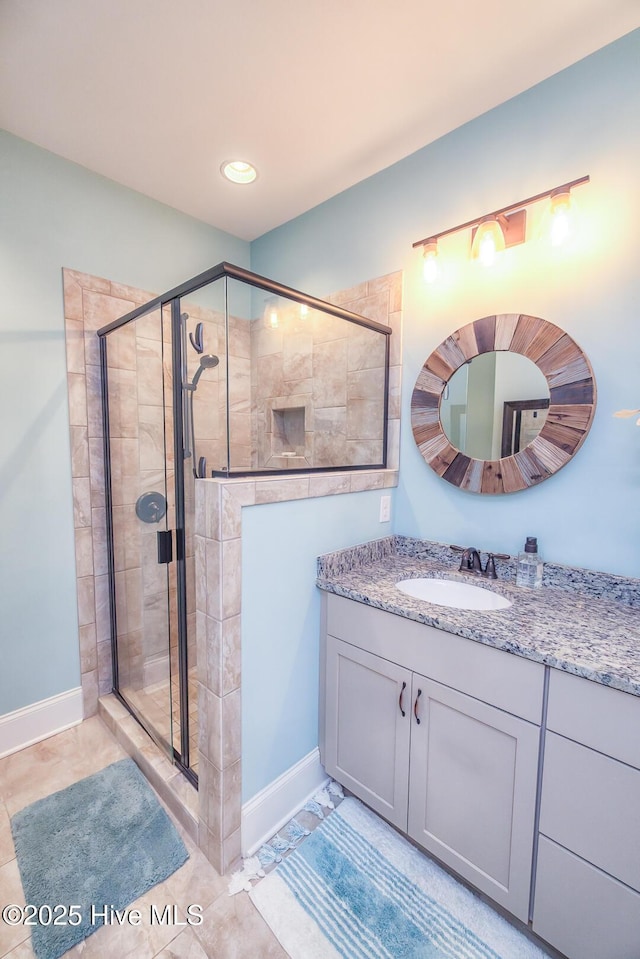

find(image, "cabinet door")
[407,676,539,921]
[324,636,411,830]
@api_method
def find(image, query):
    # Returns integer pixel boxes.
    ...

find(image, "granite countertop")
[316,536,640,698]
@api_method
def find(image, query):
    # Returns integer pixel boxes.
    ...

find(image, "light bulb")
[269,308,279,329]
[299,303,309,319]
[220,160,257,184]
[549,190,572,246]
[422,241,439,283]
[471,217,506,267]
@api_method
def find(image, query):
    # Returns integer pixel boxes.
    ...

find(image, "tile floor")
[0,717,287,959]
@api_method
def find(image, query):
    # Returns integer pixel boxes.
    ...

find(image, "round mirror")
[411,313,596,494]
[441,352,550,460]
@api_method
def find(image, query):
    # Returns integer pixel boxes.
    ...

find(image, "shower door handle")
[157,530,173,564]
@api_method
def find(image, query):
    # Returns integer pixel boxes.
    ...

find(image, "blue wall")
[252,30,640,577]
[241,491,391,801]
[0,131,249,715]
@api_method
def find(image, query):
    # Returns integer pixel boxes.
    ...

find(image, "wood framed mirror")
[410,313,596,494]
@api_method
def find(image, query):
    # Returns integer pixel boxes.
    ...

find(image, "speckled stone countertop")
[316,536,640,697]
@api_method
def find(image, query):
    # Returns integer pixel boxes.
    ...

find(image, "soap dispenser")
[516,536,543,588]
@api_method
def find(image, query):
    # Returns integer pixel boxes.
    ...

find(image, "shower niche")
[98,262,391,786]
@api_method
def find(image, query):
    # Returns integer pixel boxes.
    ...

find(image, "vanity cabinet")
[321,593,544,922]
[532,670,640,959]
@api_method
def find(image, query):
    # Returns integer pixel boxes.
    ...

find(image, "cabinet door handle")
[398,681,407,717]
[414,688,422,724]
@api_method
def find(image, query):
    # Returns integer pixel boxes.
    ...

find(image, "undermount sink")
[396,577,512,611]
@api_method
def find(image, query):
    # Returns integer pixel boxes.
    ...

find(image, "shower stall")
[97,262,390,784]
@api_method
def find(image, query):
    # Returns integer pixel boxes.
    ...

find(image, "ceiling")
[1,0,638,241]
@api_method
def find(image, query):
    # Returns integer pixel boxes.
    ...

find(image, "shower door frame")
[99,298,197,784]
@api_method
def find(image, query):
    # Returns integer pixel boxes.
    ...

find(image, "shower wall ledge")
[194,466,399,873]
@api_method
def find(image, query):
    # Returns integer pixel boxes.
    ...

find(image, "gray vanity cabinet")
[321,593,544,923]
[532,670,640,959]
[324,635,411,830]
[407,676,539,922]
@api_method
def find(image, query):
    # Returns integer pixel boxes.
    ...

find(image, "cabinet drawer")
[547,670,640,769]
[533,836,640,959]
[326,594,544,723]
[540,731,640,891]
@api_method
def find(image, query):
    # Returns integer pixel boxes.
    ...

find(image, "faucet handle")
[484,552,510,579]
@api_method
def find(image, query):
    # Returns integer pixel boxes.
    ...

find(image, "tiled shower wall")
[250,299,388,470]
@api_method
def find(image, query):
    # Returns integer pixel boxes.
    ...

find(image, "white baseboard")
[241,747,328,857]
[0,688,84,759]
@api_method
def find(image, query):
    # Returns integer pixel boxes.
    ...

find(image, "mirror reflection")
[440,351,550,461]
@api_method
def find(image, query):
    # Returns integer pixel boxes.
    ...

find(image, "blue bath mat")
[250,797,551,959]
[10,757,189,959]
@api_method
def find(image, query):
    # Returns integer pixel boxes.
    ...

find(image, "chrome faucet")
[450,545,510,579]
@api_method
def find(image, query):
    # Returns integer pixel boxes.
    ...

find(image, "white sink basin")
[396,577,512,611]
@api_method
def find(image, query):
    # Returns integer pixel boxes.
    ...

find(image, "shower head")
[190,353,219,389]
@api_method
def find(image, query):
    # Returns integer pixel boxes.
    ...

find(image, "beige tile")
[88,436,105,508]
[254,477,310,504]
[347,399,385,441]
[221,616,241,696]
[65,317,86,374]
[85,364,104,439]
[349,470,385,492]
[0,858,29,955]
[222,690,241,769]
[193,892,288,959]
[153,926,209,959]
[162,843,226,920]
[308,472,351,497]
[82,290,135,334]
[345,440,384,466]
[84,327,101,368]
[72,476,92,528]
[79,622,98,673]
[388,363,402,420]
[204,541,221,620]
[67,372,87,427]
[313,339,347,407]
[2,938,35,958]
[70,425,90,477]
[198,691,222,772]
[74,525,94,578]
[77,575,96,627]
[97,640,113,695]
[94,574,111,643]
[63,268,84,321]
[221,540,242,619]
[64,889,183,959]
[327,279,368,306]
[0,802,15,868]
[82,669,99,718]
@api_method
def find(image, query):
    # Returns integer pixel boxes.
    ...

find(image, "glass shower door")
[104,304,175,758]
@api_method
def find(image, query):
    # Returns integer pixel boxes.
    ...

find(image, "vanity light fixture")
[413,175,589,278]
[220,160,258,184]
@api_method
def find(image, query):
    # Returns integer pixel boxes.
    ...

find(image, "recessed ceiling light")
[221,160,257,184]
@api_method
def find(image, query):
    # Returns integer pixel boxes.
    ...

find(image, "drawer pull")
[414,688,422,724]
[399,681,407,717]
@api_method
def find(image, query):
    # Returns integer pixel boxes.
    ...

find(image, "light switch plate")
[379,494,391,523]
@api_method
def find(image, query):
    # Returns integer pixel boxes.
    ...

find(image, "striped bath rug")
[250,797,550,959]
